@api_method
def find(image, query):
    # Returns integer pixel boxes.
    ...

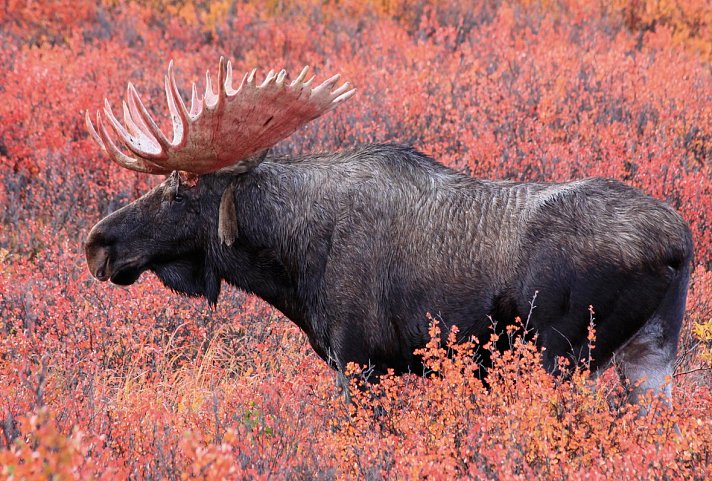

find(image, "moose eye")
[174,193,184,203]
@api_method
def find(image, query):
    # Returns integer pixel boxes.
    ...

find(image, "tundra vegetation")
[1,1,711,480]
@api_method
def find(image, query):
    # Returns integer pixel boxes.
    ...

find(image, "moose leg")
[335,370,351,404]
[615,264,689,413]
[616,317,676,413]
[322,345,352,404]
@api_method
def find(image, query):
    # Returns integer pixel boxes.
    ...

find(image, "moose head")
[84,58,355,303]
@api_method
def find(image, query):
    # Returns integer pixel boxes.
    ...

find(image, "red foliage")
[1,1,710,479]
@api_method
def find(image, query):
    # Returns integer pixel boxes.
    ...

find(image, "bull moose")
[84,58,692,409]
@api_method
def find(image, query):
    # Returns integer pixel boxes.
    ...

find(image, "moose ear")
[218,183,238,246]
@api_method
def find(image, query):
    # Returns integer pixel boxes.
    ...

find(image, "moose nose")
[85,228,112,282]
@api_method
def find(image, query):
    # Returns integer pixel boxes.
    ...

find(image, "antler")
[85,58,356,175]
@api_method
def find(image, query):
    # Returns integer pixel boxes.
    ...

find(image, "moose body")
[87,144,692,403]
[84,60,692,407]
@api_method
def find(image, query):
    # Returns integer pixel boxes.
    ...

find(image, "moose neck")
[208,163,327,334]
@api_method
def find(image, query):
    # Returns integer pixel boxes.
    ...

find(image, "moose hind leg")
[616,265,689,413]
[616,316,676,413]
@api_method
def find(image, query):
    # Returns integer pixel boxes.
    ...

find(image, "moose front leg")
[335,370,352,404]
[321,344,353,404]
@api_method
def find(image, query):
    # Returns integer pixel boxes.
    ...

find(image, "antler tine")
[85,110,105,149]
[189,83,201,117]
[204,70,215,107]
[122,83,168,158]
[165,61,190,148]
[225,60,237,95]
[259,69,277,88]
[332,84,357,105]
[331,81,352,98]
[101,99,134,148]
[246,68,257,87]
[164,76,188,147]
[94,111,170,174]
[217,56,226,99]
[236,70,249,92]
[120,99,166,159]
[309,74,356,110]
[102,99,163,160]
[276,69,287,86]
[127,83,171,153]
[204,56,227,110]
[314,73,341,92]
[290,66,310,88]
[121,100,142,139]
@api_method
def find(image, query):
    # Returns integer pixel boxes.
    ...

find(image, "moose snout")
[85,228,112,282]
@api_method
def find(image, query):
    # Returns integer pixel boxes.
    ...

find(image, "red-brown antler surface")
[86,58,355,175]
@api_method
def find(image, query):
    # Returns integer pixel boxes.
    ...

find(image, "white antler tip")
[225,59,236,95]
[259,69,276,88]
[320,74,341,89]
[331,81,352,97]
[276,69,287,86]
[85,110,105,149]
[290,66,310,88]
[333,88,357,104]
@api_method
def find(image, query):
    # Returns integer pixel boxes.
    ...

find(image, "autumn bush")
[1,0,710,479]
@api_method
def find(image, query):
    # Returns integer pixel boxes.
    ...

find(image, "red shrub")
[1,1,710,479]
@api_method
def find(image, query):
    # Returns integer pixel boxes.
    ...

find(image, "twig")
[673,366,712,378]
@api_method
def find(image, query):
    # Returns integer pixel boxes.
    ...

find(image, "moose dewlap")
[84,58,693,409]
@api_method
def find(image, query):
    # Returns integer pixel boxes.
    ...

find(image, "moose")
[84,58,693,409]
